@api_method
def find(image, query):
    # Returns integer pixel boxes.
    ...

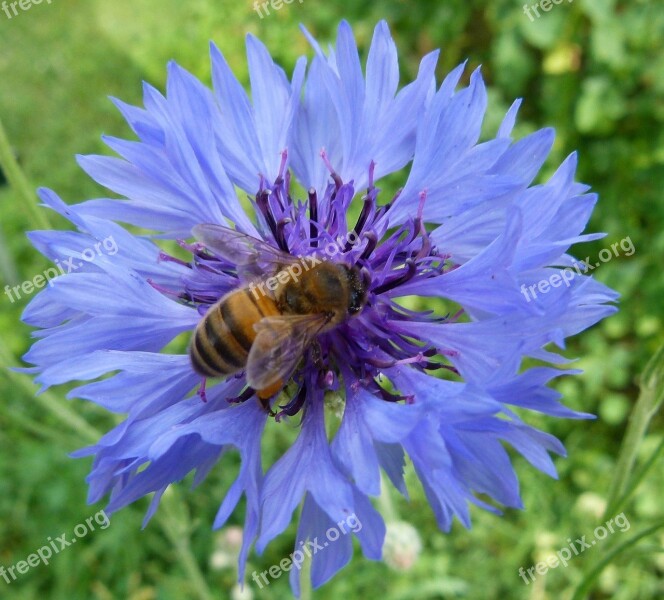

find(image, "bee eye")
[348,288,366,314]
[285,287,300,311]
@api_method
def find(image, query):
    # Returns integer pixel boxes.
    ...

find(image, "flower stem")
[158,489,215,600]
[571,519,664,600]
[604,435,664,520]
[299,549,312,600]
[571,343,664,599]
[378,473,399,522]
[0,115,51,230]
[604,342,664,519]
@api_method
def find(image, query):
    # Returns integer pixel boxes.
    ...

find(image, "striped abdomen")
[190,287,280,379]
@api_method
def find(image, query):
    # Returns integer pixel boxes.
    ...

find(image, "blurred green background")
[1,0,663,598]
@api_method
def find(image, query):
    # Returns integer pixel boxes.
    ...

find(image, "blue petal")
[257,395,354,553]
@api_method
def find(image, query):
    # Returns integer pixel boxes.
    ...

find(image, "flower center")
[161,154,459,416]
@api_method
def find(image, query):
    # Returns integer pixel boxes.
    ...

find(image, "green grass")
[1,0,663,598]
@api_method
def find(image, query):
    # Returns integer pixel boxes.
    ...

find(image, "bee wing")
[246,314,328,391]
[193,223,299,267]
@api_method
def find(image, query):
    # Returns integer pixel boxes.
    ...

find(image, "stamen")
[359,231,377,260]
[348,195,374,249]
[320,370,335,388]
[426,363,460,375]
[272,182,286,212]
[416,189,428,224]
[147,278,184,298]
[308,187,318,247]
[198,378,208,402]
[320,149,343,189]
[450,309,465,323]
[178,240,205,254]
[158,251,190,267]
[439,348,459,358]
[375,187,402,221]
[372,259,417,294]
[256,190,283,249]
[394,352,425,366]
[284,170,292,200]
[375,385,414,404]
[416,232,432,260]
[275,218,292,252]
[373,337,418,362]
[362,355,401,369]
[367,160,376,190]
[276,384,307,421]
[375,203,391,221]
[227,386,255,404]
[275,148,288,184]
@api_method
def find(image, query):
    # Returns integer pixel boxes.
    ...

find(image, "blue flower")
[22,20,617,595]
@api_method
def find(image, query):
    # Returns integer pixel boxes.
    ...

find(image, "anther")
[227,386,255,404]
[359,231,378,260]
[275,218,292,252]
[349,195,374,249]
[308,187,318,247]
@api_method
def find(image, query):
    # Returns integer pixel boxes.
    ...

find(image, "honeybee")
[189,224,368,410]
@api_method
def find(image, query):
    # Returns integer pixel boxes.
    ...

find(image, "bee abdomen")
[190,303,248,379]
[190,288,279,379]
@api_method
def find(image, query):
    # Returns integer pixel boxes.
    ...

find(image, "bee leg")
[310,341,324,370]
[258,395,276,417]
[257,382,283,416]
[197,378,208,403]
